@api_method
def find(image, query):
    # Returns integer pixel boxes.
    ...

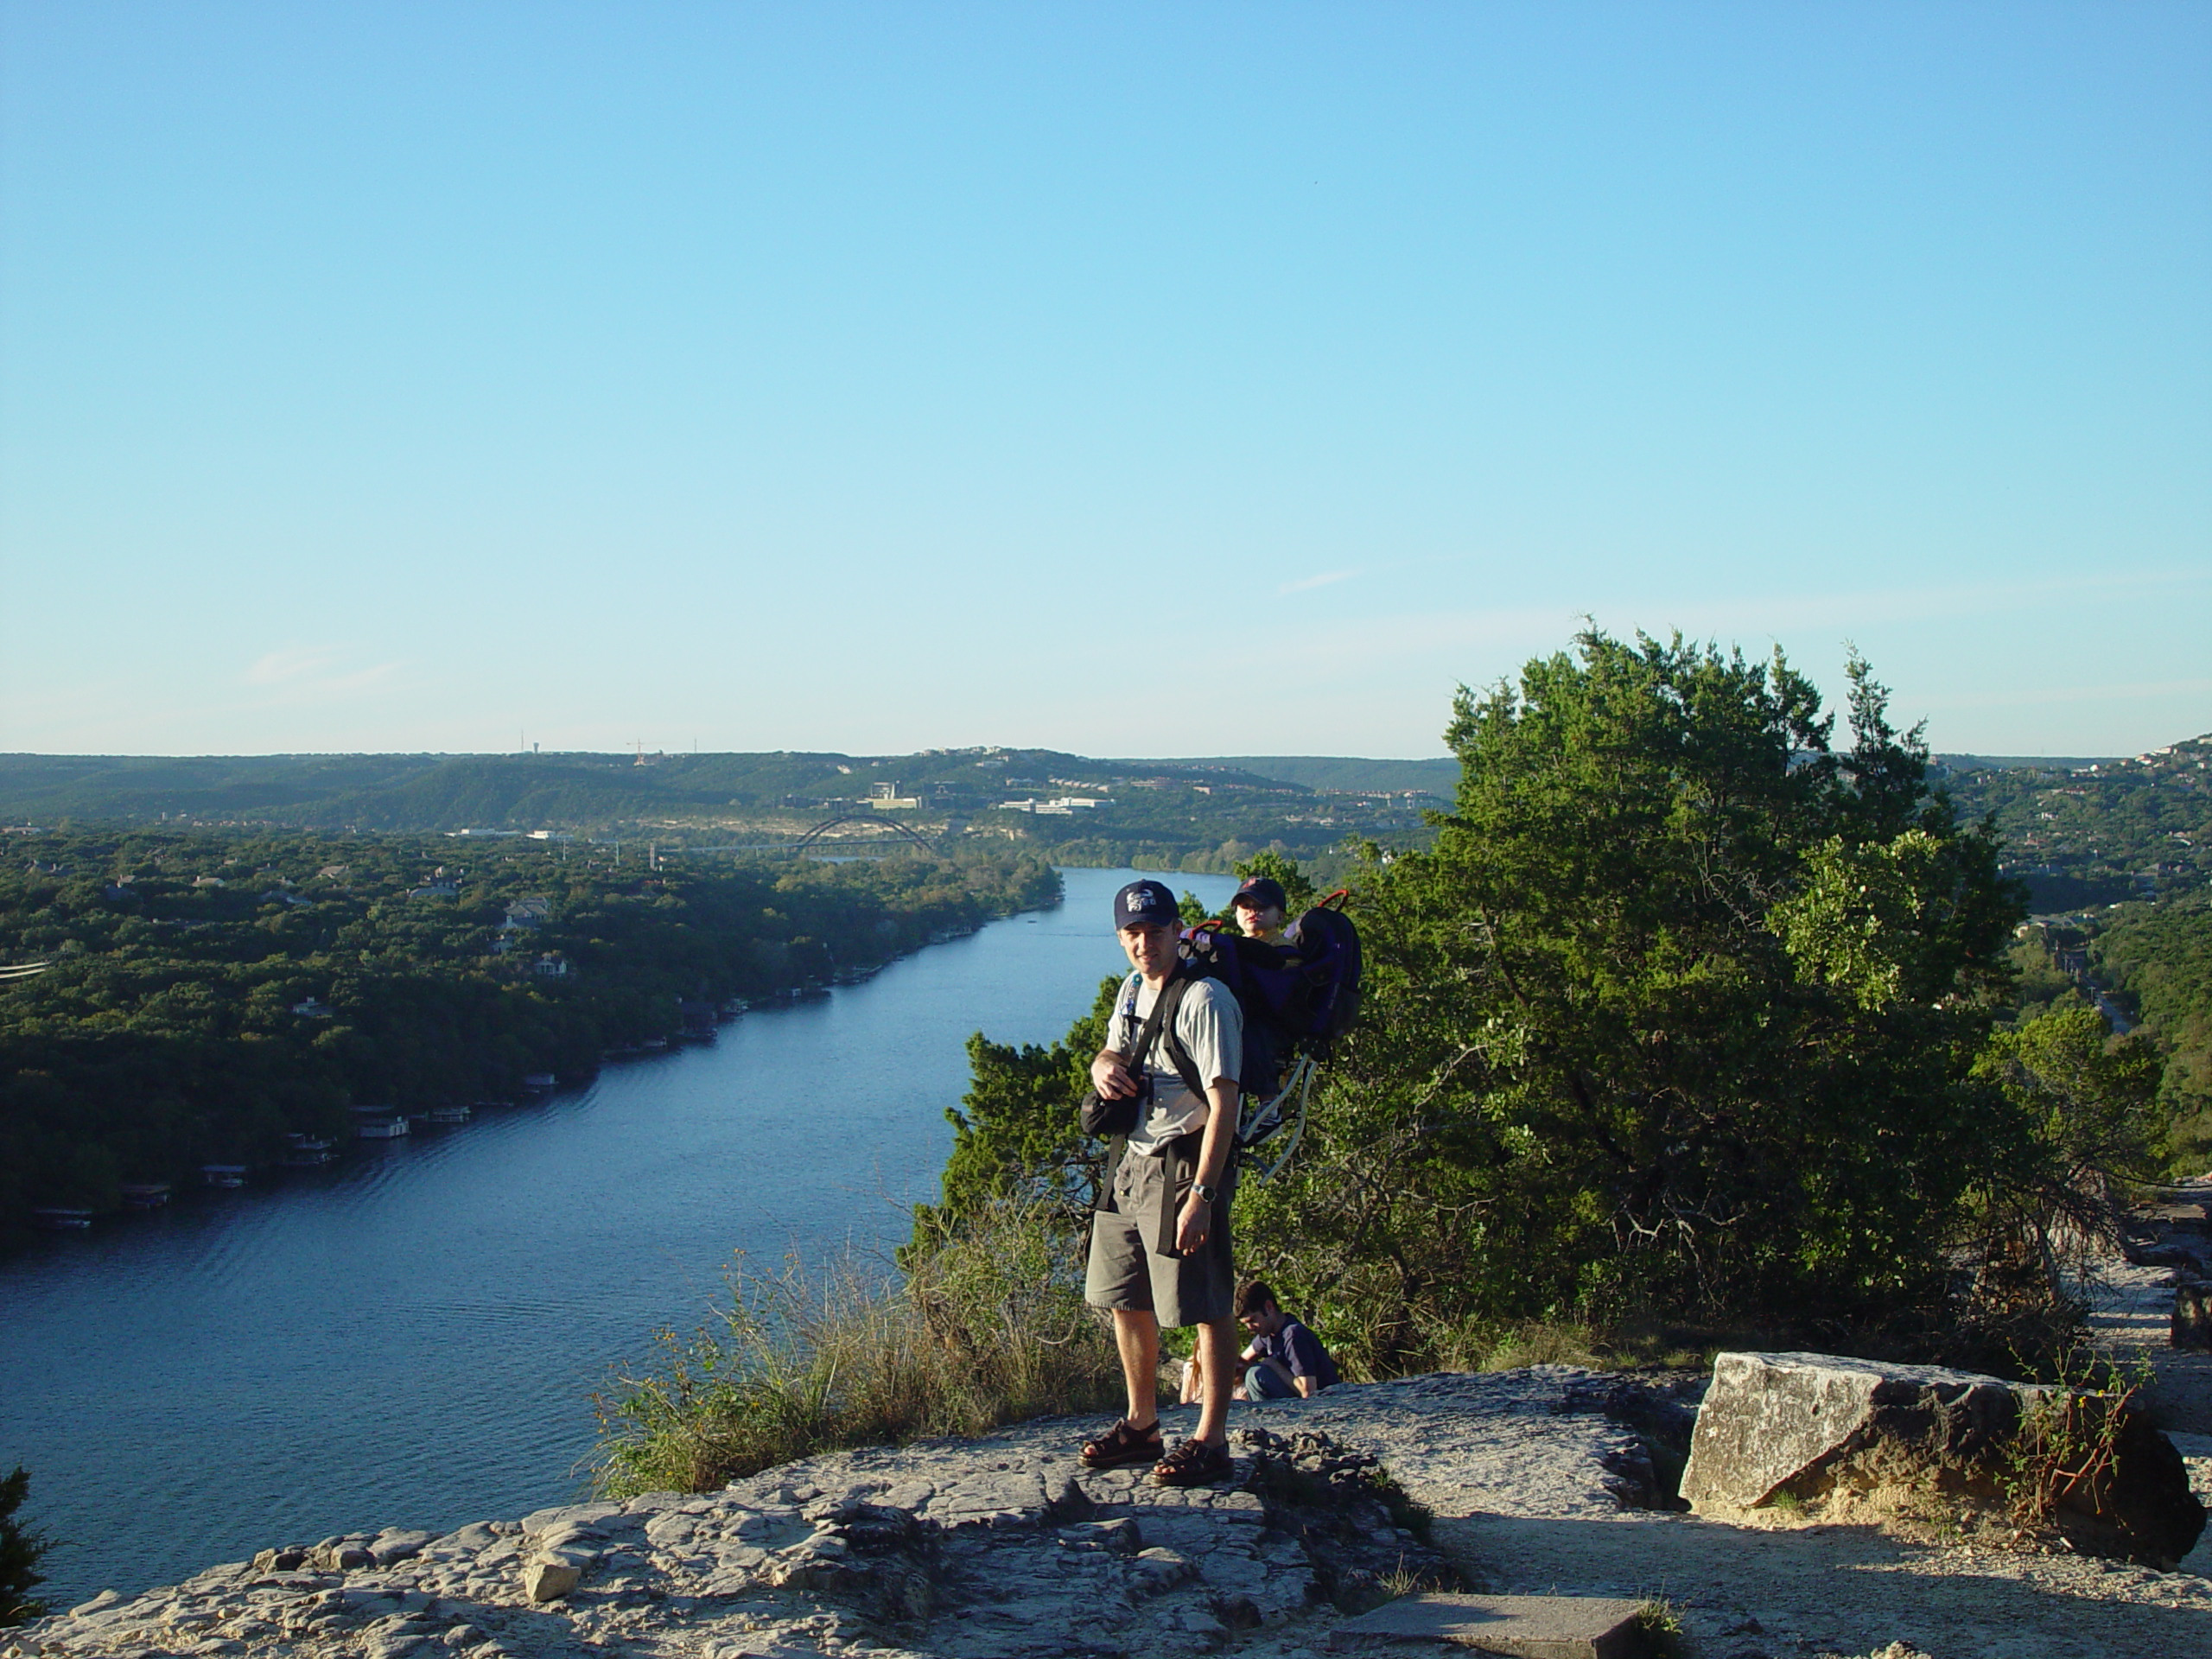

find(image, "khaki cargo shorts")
[1084,1141,1235,1329]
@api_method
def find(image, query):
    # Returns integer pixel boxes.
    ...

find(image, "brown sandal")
[1079,1418,1164,1468]
[1151,1437,1233,1487]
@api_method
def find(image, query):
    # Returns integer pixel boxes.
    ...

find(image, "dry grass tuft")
[592,1198,1124,1496]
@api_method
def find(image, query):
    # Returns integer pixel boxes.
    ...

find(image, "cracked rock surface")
[6,1370,1631,1659]
[29,1365,2198,1658]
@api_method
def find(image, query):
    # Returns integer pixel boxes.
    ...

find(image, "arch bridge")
[789,814,942,855]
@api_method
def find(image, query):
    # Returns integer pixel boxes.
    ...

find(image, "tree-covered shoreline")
[0,830,1058,1234]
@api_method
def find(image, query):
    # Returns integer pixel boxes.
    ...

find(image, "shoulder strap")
[1127,972,1179,1071]
[1116,971,1146,1051]
[1149,977,1211,1103]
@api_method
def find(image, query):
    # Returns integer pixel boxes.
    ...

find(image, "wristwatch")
[1193,1181,1217,1202]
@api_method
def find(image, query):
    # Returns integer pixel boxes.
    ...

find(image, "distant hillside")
[1943,734,2210,912]
[0,749,1429,876]
[10,737,2200,896]
[1132,755,1459,794]
[0,749,1269,832]
[1936,753,2123,772]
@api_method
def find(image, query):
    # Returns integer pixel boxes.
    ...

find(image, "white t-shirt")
[1110,972,1243,1155]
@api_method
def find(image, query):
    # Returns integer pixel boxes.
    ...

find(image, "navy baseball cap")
[1232,876,1288,912]
[1112,879,1179,931]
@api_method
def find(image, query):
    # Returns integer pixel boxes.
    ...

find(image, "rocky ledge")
[6,1370,1662,1659]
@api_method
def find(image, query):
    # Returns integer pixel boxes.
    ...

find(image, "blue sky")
[2,3,2205,760]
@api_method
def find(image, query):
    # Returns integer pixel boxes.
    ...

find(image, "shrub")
[2002,1346,2158,1530]
[1235,635,2026,1370]
[0,1465,50,1628]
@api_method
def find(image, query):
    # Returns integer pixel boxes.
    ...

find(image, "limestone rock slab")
[1681,1349,2208,1568]
[367,1529,435,1567]
[1328,1593,1651,1656]
[2028,1390,2207,1567]
[15,1370,1679,1659]
[519,1559,579,1602]
[518,1501,624,1536]
[1679,1351,2040,1510]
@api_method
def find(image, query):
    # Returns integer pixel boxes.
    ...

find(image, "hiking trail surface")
[11,1362,2208,1659]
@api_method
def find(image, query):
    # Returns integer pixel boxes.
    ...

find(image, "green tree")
[1974,1004,2166,1221]
[0,1465,50,1626]
[906,978,1120,1262]
[1238,632,2024,1370]
[1957,1004,2166,1356]
[2092,894,2212,1171]
[921,633,2111,1376]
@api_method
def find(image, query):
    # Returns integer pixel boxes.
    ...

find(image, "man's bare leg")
[1113,1308,1161,1427]
[1192,1316,1237,1443]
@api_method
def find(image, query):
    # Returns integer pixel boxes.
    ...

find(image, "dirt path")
[1414,1262,2212,1659]
[1433,1503,2212,1659]
[1204,1357,2212,1658]
[2083,1254,2212,1435]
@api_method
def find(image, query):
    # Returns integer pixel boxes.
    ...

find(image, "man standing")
[1080,878,1243,1486]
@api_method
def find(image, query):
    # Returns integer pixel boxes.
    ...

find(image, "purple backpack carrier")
[1174,893,1363,1097]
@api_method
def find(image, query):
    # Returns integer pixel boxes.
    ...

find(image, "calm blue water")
[0,867,1238,1606]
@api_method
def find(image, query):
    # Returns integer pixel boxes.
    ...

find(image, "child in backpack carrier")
[1230,876,1290,1096]
[1230,875,1291,944]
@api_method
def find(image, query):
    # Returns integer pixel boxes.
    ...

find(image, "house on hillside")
[503,897,552,930]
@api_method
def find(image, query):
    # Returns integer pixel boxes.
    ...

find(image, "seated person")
[1233,1279,1338,1400]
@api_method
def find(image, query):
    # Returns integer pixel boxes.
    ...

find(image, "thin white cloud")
[241,645,406,697]
[1599,569,2209,641]
[321,661,407,695]
[1272,605,1581,668]
[1923,677,2212,712]
[1279,569,1362,596]
[1258,566,2212,677]
[245,645,340,685]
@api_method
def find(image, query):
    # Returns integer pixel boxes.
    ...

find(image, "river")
[0,867,1238,1607]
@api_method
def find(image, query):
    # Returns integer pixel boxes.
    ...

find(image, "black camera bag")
[1077,976,1201,1140]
